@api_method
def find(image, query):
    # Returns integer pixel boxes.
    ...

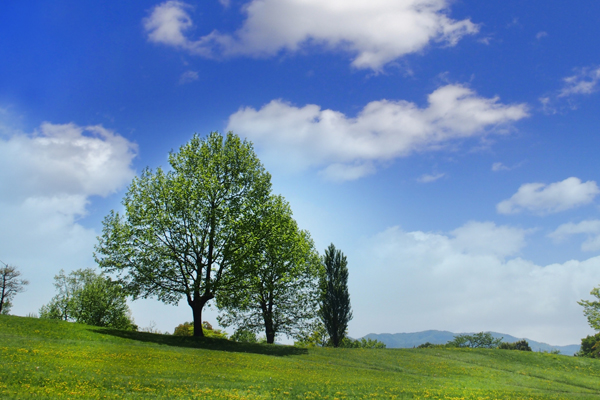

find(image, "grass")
[1,315,600,399]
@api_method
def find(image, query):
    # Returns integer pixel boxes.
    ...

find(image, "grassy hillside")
[1,315,600,399]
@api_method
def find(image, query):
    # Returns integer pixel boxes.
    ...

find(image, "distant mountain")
[363,330,580,356]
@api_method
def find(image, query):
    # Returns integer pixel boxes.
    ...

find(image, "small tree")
[319,244,352,348]
[39,268,136,330]
[576,333,600,358]
[0,262,29,315]
[447,332,502,348]
[498,339,532,351]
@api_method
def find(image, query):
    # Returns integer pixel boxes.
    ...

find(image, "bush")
[172,321,228,339]
[446,332,502,349]
[575,333,600,358]
[39,269,136,331]
[230,328,258,343]
[417,342,444,349]
[340,337,386,349]
[499,339,532,351]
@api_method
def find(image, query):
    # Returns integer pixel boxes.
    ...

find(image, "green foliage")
[579,286,600,331]
[3,315,600,399]
[0,264,28,314]
[230,328,258,343]
[39,269,136,330]
[417,342,444,349]
[447,332,503,349]
[173,322,194,336]
[319,244,352,348]
[173,321,228,339]
[575,333,600,358]
[340,337,387,349]
[95,132,272,337]
[294,320,329,347]
[498,339,532,351]
[217,195,322,344]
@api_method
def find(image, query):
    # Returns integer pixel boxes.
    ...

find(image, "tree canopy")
[95,132,272,336]
[579,286,600,331]
[39,268,136,330]
[319,244,352,347]
[446,332,502,349]
[216,195,322,344]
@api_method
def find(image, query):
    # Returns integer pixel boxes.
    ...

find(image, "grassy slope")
[1,315,600,399]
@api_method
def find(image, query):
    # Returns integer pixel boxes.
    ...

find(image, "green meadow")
[1,315,599,399]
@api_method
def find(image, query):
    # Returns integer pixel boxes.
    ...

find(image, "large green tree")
[39,268,136,330]
[319,244,352,347]
[95,132,271,337]
[216,195,322,344]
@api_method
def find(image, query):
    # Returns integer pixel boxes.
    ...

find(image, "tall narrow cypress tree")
[320,243,352,347]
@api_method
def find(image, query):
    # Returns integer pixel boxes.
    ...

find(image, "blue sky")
[2,0,600,345]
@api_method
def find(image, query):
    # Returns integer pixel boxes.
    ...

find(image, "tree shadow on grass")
[91,328,308,357]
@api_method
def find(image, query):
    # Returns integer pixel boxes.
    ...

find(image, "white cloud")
[535,31,547,40]
[0,121,137,315]
[0,122,136,201]
[349,222,598,344]
[497,177,599,215]
[549,220,600,252]
[319,162,376,182]
[417,172,445,183]
[559,67,600,98]
[227,84,528,180]
[179,70,199,84]
[144,0,479,70]
[492,162,509,171]
[539,66,600,114]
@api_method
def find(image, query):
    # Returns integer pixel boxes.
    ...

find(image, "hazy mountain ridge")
[364,330,581,356]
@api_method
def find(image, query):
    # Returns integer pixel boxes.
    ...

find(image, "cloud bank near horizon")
[350,221,598,345]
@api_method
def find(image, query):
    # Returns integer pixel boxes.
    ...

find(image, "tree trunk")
[190,295,212,337]
[261,301,275,344]
[192,303,205,337]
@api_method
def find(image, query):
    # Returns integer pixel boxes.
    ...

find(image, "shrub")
[446,332,502,349]
[230,328,258,343]
[417,342,443,349]
[575,333,600,358]
[173,321,228,339]
[340,337,386,349]
[499,339,531,351]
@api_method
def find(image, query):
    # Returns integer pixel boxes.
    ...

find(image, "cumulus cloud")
[0,122,137,201]
[0,121,137,315]
[549,220,600,252]
[497,177,600,215]
[227,84,528,180]
[144,0,479,70]
[350,222,598,344]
